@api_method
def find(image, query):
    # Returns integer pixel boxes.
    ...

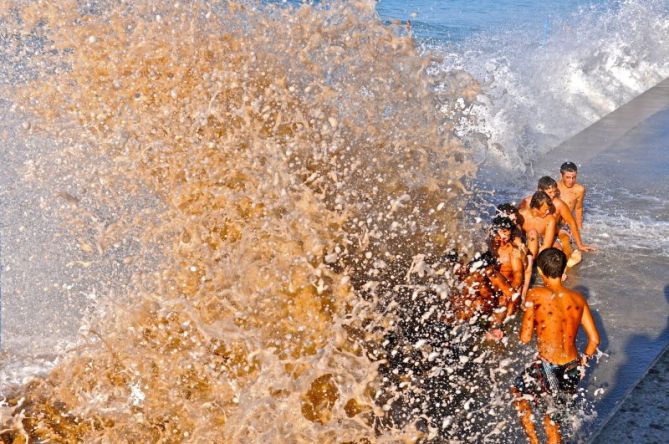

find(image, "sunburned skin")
[495,205,532,302]
[496,243,523,289]
[490,226,524,316]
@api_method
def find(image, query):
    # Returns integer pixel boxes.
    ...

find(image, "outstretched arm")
[580,303,601,358]
[510,252,524,290]
[559,201,582,247]
[521,254,533,302]
[488,269,515,325]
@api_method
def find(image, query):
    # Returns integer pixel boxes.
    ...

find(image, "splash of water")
[0,1,493,441]
[435,0,669,172]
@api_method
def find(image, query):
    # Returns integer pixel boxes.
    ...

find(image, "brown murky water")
[0,1,486,442]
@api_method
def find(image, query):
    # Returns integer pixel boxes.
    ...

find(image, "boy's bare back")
[521,287,589,365]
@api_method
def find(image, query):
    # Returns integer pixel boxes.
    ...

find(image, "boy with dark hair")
[489,216,524,289]
[489,216,524,315]
[557,162,587,230]
[519,191,556,258]
[496,203,533,301]
[512,248,601,444]
[496,203,525,244]
[452,252,516,340]
[520,176,594,269]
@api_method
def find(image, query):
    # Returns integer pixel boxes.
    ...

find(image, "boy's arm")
[540,218,556,252]
[580,302,601,358]
[511,253,524,290]
[519,294,536,344]
[558,200,592,251]
[487,269,514,324]
[521,254,533,302]
[575,187,585,229]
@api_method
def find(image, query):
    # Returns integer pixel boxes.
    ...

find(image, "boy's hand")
[579,355,591,380]
[577,243,597,252]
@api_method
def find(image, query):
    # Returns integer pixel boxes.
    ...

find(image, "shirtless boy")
[496,204,533,301]
[519,191,556,258]
[521,177,594,265]
[453,252,515,340]
[489,216,524,315]
[558,162,586,229]
[496,203,527,249]
[512,248,600,444]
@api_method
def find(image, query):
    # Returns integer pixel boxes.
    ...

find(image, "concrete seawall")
[533,78,669,441]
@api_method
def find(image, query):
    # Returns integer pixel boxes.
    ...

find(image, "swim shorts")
[557,224,573,238]
[514,359,581,403]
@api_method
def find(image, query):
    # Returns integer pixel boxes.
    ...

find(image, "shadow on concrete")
[597,284,669,430]
[573,285,608,391]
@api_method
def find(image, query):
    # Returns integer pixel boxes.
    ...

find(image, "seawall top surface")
[534,78,669,441]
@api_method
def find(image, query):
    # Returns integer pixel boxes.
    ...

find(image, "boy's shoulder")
[563,286,586,303]
[526,286,552,301]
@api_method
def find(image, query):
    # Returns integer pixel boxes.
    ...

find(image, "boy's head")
[537,176,559,199]
[496,203,520,223]
[529,190,554,216]
[560,161,578,188]
[536,248,567,278]
[490,216,514,243]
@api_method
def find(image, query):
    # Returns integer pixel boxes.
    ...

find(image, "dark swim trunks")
[514,358,582,420]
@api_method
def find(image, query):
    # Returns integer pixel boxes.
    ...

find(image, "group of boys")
[452,162,602,443]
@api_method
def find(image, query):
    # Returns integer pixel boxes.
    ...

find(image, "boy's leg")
[543,414,562,444]
[557,229,573,258]
[512,389,539,444]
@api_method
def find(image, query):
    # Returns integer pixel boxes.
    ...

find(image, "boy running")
[512,248,601,444]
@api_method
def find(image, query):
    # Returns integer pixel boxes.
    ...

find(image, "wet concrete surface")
[592,343,669,444]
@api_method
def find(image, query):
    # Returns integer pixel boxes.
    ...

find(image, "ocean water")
[0,0,667,442]
[377,0,603,41]
[286,0,669,172]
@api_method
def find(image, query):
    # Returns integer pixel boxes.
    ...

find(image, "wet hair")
[537,176,558,191]
[497,203,518,215]
[496,203,520,222]
[491,216,514,231]
[496,203,517,215]
[560,161,578,174]
[536,248,567,278]
[529,190,552,209]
